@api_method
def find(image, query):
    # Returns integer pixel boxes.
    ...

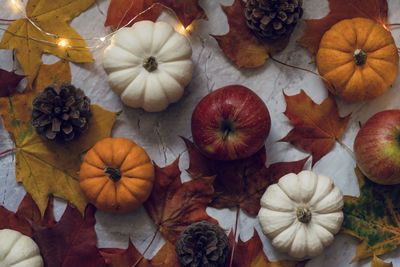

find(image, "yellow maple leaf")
[0,61,117,215]
[0,0,95,86]
[371,255,393,267]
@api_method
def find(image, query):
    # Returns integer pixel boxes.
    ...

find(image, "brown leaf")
[33,203,106,267]
[143,158,218,244]
[213,0,290,68]
[281,90,350,166]
[0,69,25,97]
[105,0,205,28]
[0,194,39,236]
[101,240,180,267]
[183,138,308,216]
[230,230,307,267]
[299,0,388,55]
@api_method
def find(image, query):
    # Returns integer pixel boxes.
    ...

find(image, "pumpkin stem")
[296,207,312,224]
[353,49,367,66]
[104,167,122,182]
[143,56,158,72]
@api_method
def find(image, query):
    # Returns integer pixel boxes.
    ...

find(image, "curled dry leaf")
[100,240,179,267]
[371,255,393,267]
[105,0,205,28]
[0,0,94,86]
[0,194,106,267]
[213,0,290,68]
[343,168,400,261]
[0,69,25,97]
[0,61,118,215]
[143,157,218,244]
[229,230,307,267]
[281,90,350,166]
[183,138,308,216]
[299,0,388,55]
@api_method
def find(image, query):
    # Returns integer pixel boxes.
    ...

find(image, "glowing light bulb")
[10,0,22,11]
[57,38,69,48]
[99,37,106,42]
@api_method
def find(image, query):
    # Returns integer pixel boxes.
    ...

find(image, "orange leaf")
[143,158,217,244]
[299,0,388,55]
[281,90,350,166]
[105,0,205,28]
[230,230,307,267]
[183,138,308,216]
[213,0,290,68]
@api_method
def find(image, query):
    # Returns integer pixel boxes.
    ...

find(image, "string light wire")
[0,0,192,51]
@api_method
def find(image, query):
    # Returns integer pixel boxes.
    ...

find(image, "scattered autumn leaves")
[105,0,205,28]
[0,61,117,215]
[0,0,94,86]
[281,90,350,166]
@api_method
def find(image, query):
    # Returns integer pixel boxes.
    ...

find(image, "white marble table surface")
[1,0,400,266]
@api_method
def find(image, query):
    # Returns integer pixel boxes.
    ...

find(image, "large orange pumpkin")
[317,17,399,102]
[79,138,154,213]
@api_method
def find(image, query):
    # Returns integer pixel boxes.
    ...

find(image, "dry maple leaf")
[143,157,218,244]
[105,0,205,28]
[299,0,388,55]
[0,61,118,215]
[0,0,94,85]
[371,255,393,267]
[100,240,179,267]
[213,0,290,68]
[0,69,25,97]
[183,138,308,216]
[229,230,307,267]
[343,168,400,262]
[33,203,107,267]
[0,194,40,236]
[281,90,350,166]
[0,194,106,267]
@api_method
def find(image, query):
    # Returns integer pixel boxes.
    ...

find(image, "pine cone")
[245,0,303,41]
[32,84,91,142]
[176,221,229,267]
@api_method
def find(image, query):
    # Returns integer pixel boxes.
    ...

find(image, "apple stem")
[223,129,230,141]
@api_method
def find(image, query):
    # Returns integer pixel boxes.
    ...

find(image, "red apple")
[191,85,271,161]
[354,109,400,185]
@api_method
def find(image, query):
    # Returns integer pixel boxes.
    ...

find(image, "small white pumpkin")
[103,20,193,112]
[258,171,344,259]
[0,229,43,267]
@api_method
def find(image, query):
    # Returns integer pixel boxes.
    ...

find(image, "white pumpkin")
[103,20,193,112]
[0,229,43,267]
[258,171,344,259]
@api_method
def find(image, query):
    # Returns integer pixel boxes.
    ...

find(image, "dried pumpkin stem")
[143,56,158,72]
[353,49,367,66]
[104,167,122,182]
[296,207,312,224]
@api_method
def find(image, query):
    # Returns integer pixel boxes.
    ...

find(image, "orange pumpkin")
[79,138,154,213]
[317,17,399,102]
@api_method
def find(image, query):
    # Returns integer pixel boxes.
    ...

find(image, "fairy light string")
[0,0,193,51]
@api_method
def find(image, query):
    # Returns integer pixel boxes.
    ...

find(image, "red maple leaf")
[281,90,351,166]
[299,0,388,55]
[183,138,308,216]
[100,240,179,267]
[229,230,307,267]
[143,157,218,244]
[105,0,205,28]
[0,194,106,267]
[212,0,290,68]
[0,69,24,97]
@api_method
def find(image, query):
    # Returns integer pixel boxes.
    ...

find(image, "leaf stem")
[336,139,355,161]
[0,148,16,158]
[132,229,159,267]
[229,207,240,267]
